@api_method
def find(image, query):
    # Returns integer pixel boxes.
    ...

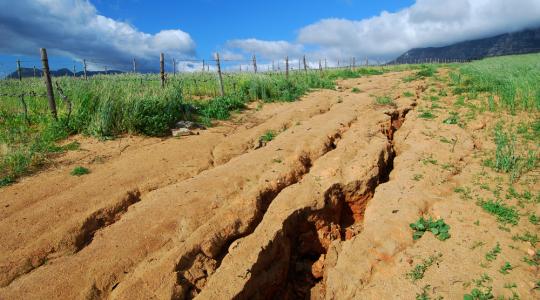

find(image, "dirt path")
[1,70,538,300]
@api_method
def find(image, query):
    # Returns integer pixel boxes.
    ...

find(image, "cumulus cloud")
[0,0,196,71]
[224,0,540,62]
[225,39,303,60]
[298,0,540,60]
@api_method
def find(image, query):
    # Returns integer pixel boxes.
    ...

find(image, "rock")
[469,119,486,131]
[172,128,192,137]
[311,254,325,279]
[175,121,205,130]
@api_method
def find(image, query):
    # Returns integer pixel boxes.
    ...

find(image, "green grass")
[403,91,414,97]
[499,262,513,275]
[406,253,442,282]
[1,68,371,186]
[70,166,90,176]
[374,96,395,106]
[351,87,362,93]
[259,130,277,143]
[512,231,538,247]
[477,198,520,225]
[419,111,437,119]
[450,53,540,113]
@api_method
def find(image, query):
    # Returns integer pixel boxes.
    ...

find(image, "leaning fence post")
[285,56,289,79]
[16,59,22,81]
[252,55,257,73]
[216,53,225,97]
[83,59,88,80]
[160,53,165,88]
[40,48,57,120]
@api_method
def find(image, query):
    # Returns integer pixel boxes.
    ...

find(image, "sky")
[1,0,540,74]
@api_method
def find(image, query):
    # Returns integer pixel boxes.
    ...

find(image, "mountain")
[5,68,123,79]
[393,27,540,63]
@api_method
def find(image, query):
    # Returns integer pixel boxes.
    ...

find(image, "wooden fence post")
[33,66,36,78]
[303,55,307,73]
[132,58,136,73]
[319,60,322,73]
[40,48,57,120]
[173,58,176,76]
[352,57,356,70]
[83,59,88,80]
[73,65,76,77]
[285,56,289,79]
[252,55,257,73]
[202,60,205,72]
[160,53,165,88]
[216,53,225,97]
[16,59,22,81]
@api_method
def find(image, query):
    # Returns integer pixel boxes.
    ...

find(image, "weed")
[529,213,539,225]
[464,273,493,300]
[477,199,519,225]
[454,186,472,200]
[485,243,501,262]
[499,262,513,275]
[71,166,90,176]
[351,87,362,93]
[413,174,424,181]
[512,231,538,247]
[410,217,451,241]
[374,96,395,106]
[470,241,485,250]
[403,91,414,97]
[422,156,438,165]
[419,111,437,119]
[260,130,277,143]
[406,253,442,282]
[443,112,459,125]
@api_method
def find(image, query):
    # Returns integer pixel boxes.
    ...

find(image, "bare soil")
[0,70,538,300]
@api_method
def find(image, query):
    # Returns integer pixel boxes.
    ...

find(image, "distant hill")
[6,67,123,79]
[393,27,540,63]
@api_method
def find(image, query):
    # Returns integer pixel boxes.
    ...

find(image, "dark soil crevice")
[232,107,412,299]
[173,129,348,299]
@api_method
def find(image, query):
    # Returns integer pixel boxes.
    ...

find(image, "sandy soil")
[0,70,538,299]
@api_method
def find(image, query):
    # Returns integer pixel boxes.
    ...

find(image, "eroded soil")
[0,70,538,300]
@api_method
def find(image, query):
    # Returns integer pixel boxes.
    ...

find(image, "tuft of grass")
[419,111,437,119]
[410,217,451,241]
[70,166,90,176]
[485,243,501,262]
[406,253,442,282]
[512,231,538,247]
[351,87,362,93]
[403,91,414,97]
[477,199,519,225]
[260,130,277,143]
[374,96,395,106]
[499,262,513,275]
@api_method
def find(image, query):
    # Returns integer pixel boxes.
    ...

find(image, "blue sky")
[91,0,414,59]
[0,0,539,74]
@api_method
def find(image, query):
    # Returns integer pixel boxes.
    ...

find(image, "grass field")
[0,66,402,186]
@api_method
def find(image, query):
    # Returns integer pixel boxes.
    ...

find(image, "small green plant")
[403,91,414,97]
[413,174,424,181]
[443,112,459,125]
[410,217,451,241]
[499,262,513,275]
[512,231,538,247]
[422,156,438,165]
[464,273,494,300]
[522,250,540,266]
[529,213,539,225]
[477,199,519,225]
[260,130,277,143]
[71,166,90,176]
[454,186,472,200]
[374,96,395,106]
[419,111,437,119]
[470,241,485,250]
[351,87,362,93]
[485,243,501,262]
[406,253,442,282]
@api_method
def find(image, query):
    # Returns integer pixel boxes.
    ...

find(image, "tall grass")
[450,53,540,113]
[0,67,390,185]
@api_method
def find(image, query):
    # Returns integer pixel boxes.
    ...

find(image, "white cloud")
[297,0,540,60]
[225,39,303,60]
[0,0,196,71]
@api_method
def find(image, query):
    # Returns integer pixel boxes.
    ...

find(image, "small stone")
[172,128,192,137]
